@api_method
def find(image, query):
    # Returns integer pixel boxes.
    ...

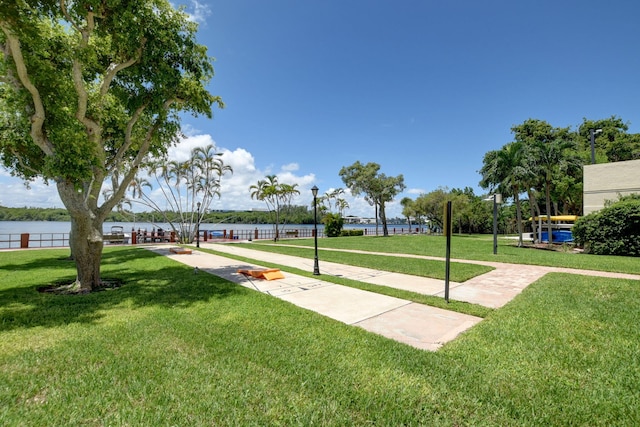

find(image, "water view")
[0,221,417,250]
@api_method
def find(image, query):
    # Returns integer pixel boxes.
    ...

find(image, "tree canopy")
[249,175,300,240]
[0,1,221,291]
[479,116,639,244]
[339,161,405,236]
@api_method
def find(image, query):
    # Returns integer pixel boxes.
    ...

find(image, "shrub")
[573,195,640,256]
[340,229,364,237]
[322,213,344,237]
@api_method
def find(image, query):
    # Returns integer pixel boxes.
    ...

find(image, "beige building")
[583,159,640,215]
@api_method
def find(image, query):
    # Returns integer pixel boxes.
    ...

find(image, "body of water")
[0,221,326,235]
[0,221,415,249]
[0,221,420,235]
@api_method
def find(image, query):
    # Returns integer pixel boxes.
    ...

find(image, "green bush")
[573,194,640,256]
[322,213,344,237]
[340,229,364,237]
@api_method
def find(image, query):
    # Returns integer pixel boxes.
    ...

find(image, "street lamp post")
[590,128,602,164]
[196,201,201,248]
[484,194,502,255]
[492,194,498,255]
[311,186,320,275]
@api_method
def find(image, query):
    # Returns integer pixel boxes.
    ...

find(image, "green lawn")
[1,247,639,425]
[257,234,640,274]
[230,243,493,282]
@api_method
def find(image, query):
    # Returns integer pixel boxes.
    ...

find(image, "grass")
[1,246,639,425]
[255,233,640,274]
[229,242,491,282]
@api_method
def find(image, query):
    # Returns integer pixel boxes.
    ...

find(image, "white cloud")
[176,0,211,24]
[407,187,425,195]
[191,1,212,23]
[0,176,60,209]
[281,163,299,172]
[0,132,406,218]
[144,134,319,213]
[166,133,213,162]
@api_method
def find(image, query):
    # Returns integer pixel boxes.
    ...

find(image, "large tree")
[0,1,221,291]
[128,144,232,243]
[577,116,640,163]
[512,119,580,244]
[339,161,405,237]
[413,187,449,233]
[479,141,534,246]
[249,175,300,241]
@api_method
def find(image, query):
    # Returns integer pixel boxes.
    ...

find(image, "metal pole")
[444,201,452,303]
[311,186,320,275]
[590,128,595,165]
[493,194,498,255]
[590,128,602,164]
[196,202,200,248]
[313,191,320,275]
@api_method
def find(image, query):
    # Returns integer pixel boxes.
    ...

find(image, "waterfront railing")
[0,226,421,250]
[0,233,70,249]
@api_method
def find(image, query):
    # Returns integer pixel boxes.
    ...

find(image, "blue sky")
[2,0,640,218]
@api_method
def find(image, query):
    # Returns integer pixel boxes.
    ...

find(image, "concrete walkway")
[148,244,481,351]
[242,243,640,308]
[148,242,640,352]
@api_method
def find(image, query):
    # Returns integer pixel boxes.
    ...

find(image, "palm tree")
[529,129,577,244]
[250,175,282,240]
[132,144,232,243]
[192,144,233,203]
[279,183,300,230]
[480,141,534,247]
[336,198,350,217]
[191,144,233,230]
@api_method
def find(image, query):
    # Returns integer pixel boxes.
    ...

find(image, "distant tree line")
[400,187,497,235]
[0,205,319,225]
[0,206,72,222]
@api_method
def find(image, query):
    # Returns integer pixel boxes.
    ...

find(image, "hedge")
[573,195,640,256]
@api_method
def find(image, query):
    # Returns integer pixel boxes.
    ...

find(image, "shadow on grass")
[0,247,246,332]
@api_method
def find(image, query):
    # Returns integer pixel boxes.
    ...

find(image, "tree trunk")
[69,217,104,292]
[527,189,538,243]
[380,202,389,237]
[374,203,379,236]
[67,222,75,260]
[58,181,105,292]
[514,190,523,247]
[545,179,553,244]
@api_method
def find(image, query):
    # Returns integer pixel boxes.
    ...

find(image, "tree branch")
[110,97,178,172]
[59,0,83,34]
[111,103,147,169]
[63,0,102,140]
[9,147,41,176]
[102,97,178,217]
[0,24,54,156]
[101,45,144,97]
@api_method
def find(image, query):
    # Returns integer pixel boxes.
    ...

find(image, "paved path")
[149,244,481,351]
[246,243,640,308]
[148,242,640,352]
